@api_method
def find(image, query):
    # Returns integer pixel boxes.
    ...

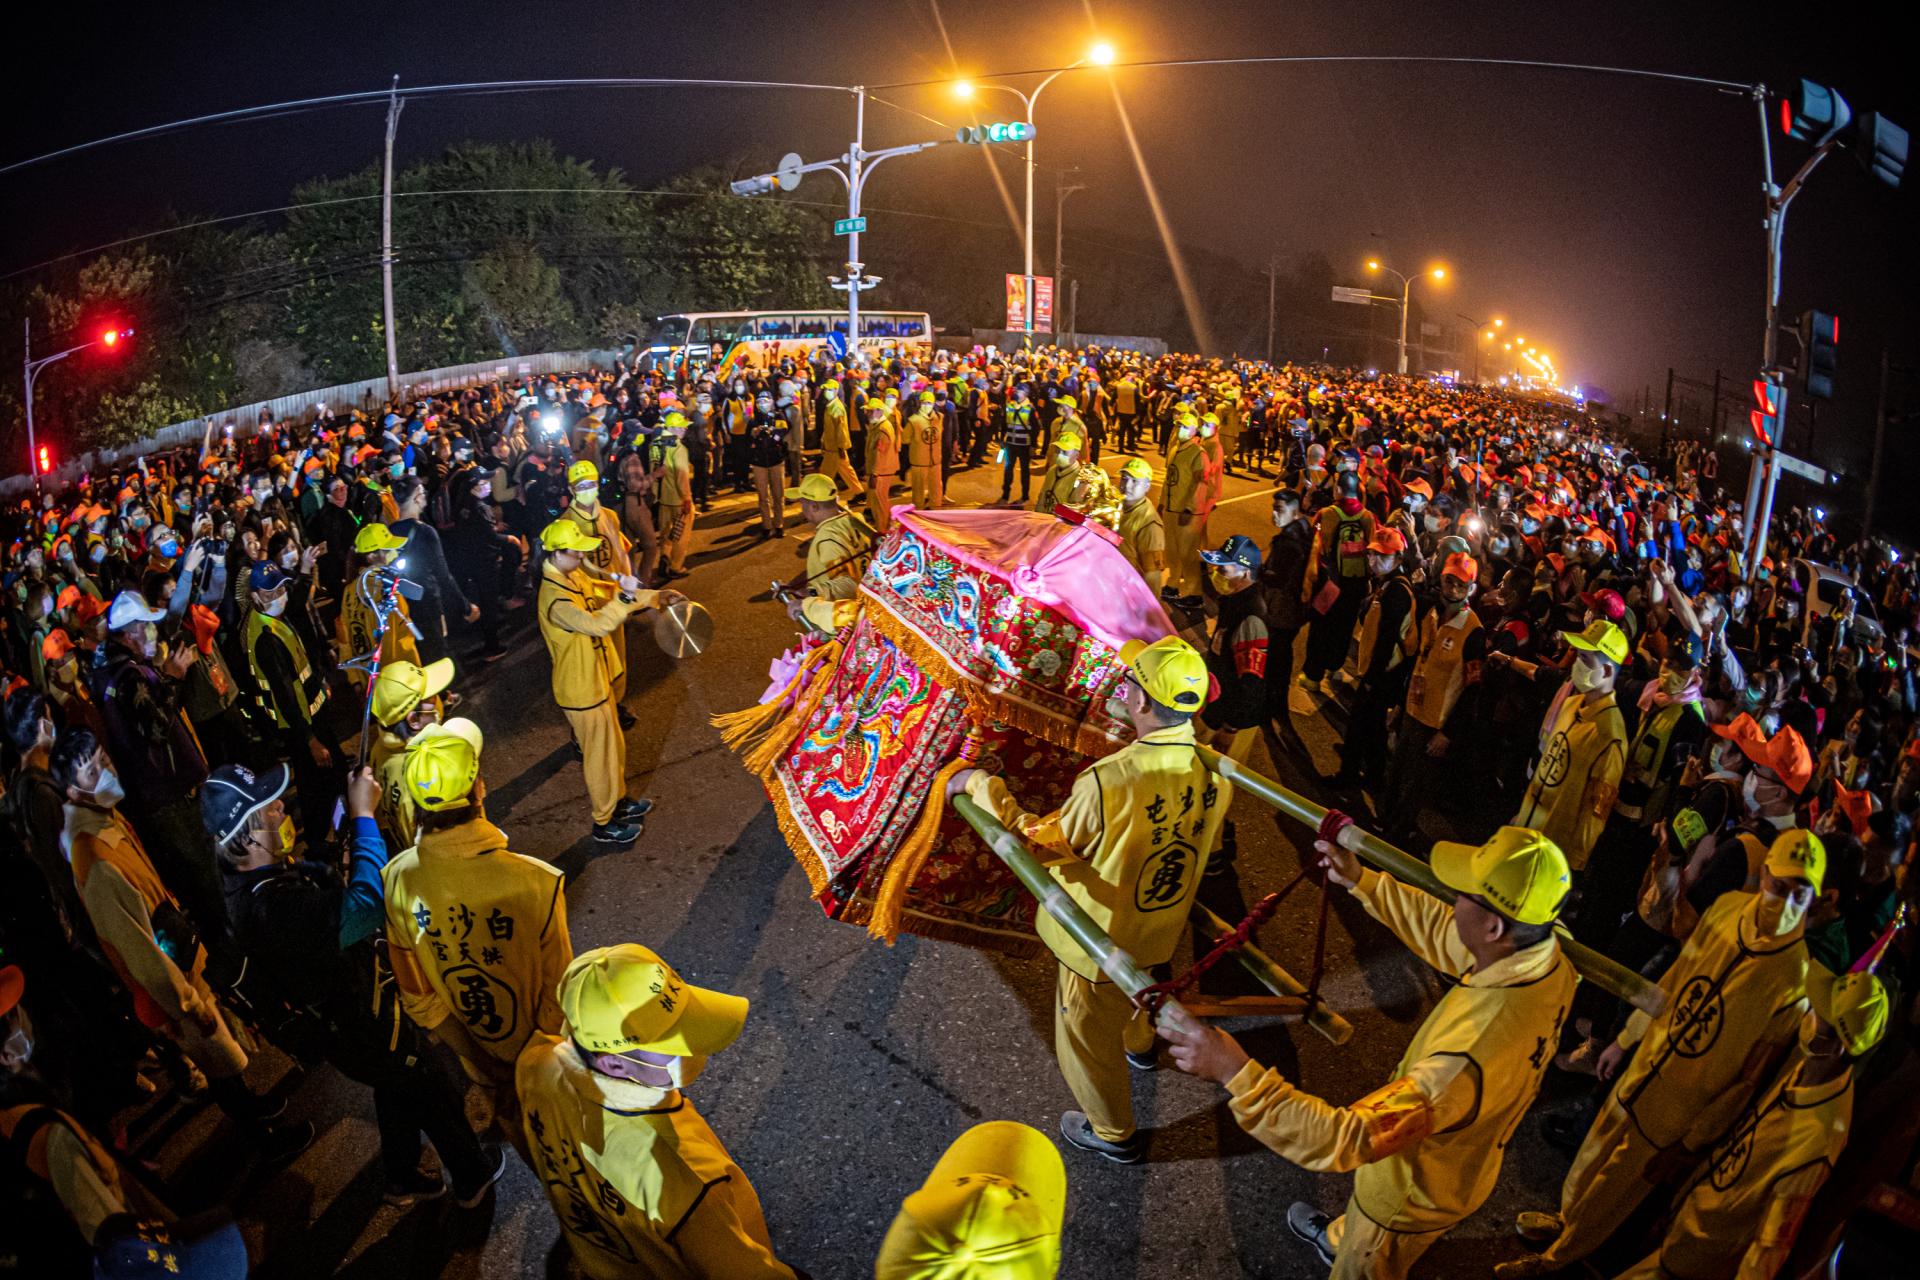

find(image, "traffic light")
[729,174,778,197]
[37,445,51,474]
[1782,80,1852,142]
[1853,112,1908,187]
[1750,378,1785,448]
[955,121,1036,145]
[1799,309,1839,399]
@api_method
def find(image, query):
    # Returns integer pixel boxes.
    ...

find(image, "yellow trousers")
[909,463,941,510]
[1165,514,1200,594]
[870,472,897,535]
[1538,1095,1660,1267]
[1055,966,1155,1142]
[564,700,626,825]
[1326,1200,1442,1280]
[658,503,691,574]
[819,449,862,494]
[452,1044,532,1167]
[752,465,786,533]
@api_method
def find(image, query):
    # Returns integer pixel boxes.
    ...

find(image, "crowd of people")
[0,334,1915,1279]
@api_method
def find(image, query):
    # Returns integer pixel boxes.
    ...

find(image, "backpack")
[1333,510,1368,579]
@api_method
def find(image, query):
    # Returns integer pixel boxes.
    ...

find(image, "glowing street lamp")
[951,40,1116,332]
[1366,259,1449,374]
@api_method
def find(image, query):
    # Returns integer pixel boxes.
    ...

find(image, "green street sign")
[834,216,868,235]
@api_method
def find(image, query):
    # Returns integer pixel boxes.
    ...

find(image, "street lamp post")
[21,317,131,497]
[955,41,1112,334]
[1366,260,1446,375]
[1456,312,1499,384]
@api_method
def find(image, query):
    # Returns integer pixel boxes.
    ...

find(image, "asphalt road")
[142,448,1600,1279]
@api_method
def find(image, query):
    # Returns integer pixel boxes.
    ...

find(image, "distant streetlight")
[1367,260,1449,374]
[951,41,1115,333]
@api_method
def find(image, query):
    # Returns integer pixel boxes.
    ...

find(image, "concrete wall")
[7,349,628,498]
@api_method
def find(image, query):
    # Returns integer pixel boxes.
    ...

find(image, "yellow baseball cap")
[540,518,602,553]
[1117,637,1209,711]
[567,459,600,487]
[1430,825,1571,925]
[1053,431,1084,453]
[371,657,454,727]
[1765,828,1826,894]
[558,944,749,1056]
[353,522,407,554]
[1120,457,1153,481]
[785,473,840,503]
[1054,394,1077,411]
[1562,618,1629,666]
[1808,967,1889,1057]
[875,1121,1067,1280]
[402,718,484,811]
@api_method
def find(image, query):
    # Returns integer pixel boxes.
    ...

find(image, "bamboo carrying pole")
[953,796,1351,1044]
[1196,747,1669,1017]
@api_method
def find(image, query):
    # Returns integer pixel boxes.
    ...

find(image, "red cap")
[1367,527,1408,554]
[1580,588,1626,621]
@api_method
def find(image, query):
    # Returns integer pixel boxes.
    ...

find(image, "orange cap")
[1442,552,1478,582]
[41,629,76,663]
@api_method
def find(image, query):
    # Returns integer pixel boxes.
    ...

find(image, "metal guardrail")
[1196,747,1669,1017]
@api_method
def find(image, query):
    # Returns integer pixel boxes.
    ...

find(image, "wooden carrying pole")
[953,796,1353,1044]
[1196,747,1669,1017]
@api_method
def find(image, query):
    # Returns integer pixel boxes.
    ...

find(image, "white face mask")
[573,486,599,509]
[261,595,288,618]
[84,768,126,809]
[1569,658,1609,693]
[0,1027,31,1071]
[279,550,298,570]
[664,1053,706,1088]
[473,482,492,500]
[1755,886,1807,938]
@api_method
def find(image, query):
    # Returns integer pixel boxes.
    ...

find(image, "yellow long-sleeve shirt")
[1226,869,1576,1234]
[964,722,1231,982]
[1514,684,1627,870]
[516,1037,798,1280]
[537,561,654,710]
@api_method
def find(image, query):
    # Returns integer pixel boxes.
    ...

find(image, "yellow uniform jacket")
[805,512,872,601]
[1612,890,1810,1153]
[1514,685,1627,870]
[1229,869,1577,1234]
[537,561,647,711]
[562,501,632,580]
[382,817,572,1075]
[1118,498,1167,584]
[820,399,851,452]
[516,1036,797,1280]
[965,722,1231,982]
[1163,441,1204,515]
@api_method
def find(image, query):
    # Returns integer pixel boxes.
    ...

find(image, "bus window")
[645,316,690,348]
[832,317,849,336]
[860,315,895,338]
[903,314,929,338]
[792,313,832,338]
[689,319,712,348]
[754,315,795,338]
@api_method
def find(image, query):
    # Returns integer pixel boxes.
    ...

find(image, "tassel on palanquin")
[711,635,846,774]
[866,729,988,944]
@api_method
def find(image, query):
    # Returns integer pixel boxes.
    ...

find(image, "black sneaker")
[383,1169,448,1206]
[258,1120,316,1166]
[454,1145,508,1209]
[614,797,653,822]
[1286,1201,1335,1266]
[1058,1111,1143,1164]
[1125,1049,1158,1072]
[617,707,637,730]
[480,645,508,664]
[592,819,642,847]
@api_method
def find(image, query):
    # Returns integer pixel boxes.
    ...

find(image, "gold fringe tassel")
[710,635,845,762]
[865,756,972,945]
[740,638,846,780]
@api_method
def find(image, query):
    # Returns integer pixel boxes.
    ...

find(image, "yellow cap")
[662,410,689,431]
[1117,637,1209,711]
[540,518,602,553]
[353,522,407,554]
[1053,431,1084,454]
[558,944,749,1056]
[785,473,840,503]
[875,1121,1067,1280]
[1765,828,1826,894]
[1120,457,1153,481]
[1562,618,1629,666]
[1808,967,1889,1057]
[371,657,455,726]
[567,459,600,487]
[1054,393,1077,410]
[402,717,484,811]
[1430,825,1571,925]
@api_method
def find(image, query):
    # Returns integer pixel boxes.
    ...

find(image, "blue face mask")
[157,540,179,558]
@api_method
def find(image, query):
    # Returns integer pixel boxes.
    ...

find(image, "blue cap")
[383,412,400,428]
[1201,534,1262,571]
[249,562,289,592]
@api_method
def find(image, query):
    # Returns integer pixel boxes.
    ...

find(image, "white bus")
[636,309,933,378]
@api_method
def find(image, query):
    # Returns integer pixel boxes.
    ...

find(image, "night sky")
[5,1,1915,502]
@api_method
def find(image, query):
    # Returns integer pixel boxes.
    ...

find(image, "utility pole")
[1865,347,1889,538]
[1053,167,1085,344]
[1661,367,1674,450]
[1266,252,1279,365]
[381,75,404,400]
[1068,279,1080,347]
[1710,368,1722,444]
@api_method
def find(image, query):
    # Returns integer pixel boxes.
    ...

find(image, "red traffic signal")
[99,326,133,349]
[1750,379,1784,448]
[37,445,52,474]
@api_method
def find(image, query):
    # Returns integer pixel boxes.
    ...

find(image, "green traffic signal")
[955,121,1037,145]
